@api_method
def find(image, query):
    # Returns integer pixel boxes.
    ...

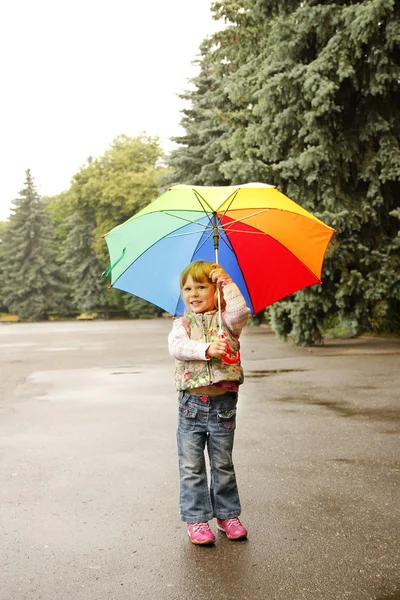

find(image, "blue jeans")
[177,390,241,523]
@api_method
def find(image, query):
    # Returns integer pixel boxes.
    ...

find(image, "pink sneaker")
[217,517,247,540]
[187,522,215,545]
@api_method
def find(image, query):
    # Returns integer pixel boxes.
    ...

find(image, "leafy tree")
[49,134,166,317]
[49,134,165,255]
[2,170,64,320]
[66,134,165,251]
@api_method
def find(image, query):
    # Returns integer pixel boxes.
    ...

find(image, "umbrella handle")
[221,349,241,365]
[218,332,241,365]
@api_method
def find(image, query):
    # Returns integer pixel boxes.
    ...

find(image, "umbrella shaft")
[215,246,223,334]
[213,212,219,251]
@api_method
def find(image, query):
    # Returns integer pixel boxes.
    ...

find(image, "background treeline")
[1,0,399,345]
[0,135,166,322]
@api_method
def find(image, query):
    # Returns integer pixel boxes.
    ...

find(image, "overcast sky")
[0,0,220,220]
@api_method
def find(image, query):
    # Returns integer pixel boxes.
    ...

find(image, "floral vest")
[174,309,244,391]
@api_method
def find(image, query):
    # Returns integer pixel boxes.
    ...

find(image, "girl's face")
[182,275,216,314]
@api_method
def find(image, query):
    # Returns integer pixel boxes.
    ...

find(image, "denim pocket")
[217,408,237,432]
[178,404,198,432]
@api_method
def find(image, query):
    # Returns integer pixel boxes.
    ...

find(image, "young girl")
[168,260,250,545]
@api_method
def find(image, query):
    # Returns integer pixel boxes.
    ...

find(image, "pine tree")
[2,170,64,320]
[164,40,232,187]
[61,214,106,313]
[164,2,268,188]
[170,0,400,343]
[222,0,400,342]
[0,221,8,312]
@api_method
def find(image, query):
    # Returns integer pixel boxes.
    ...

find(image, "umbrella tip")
[273,185,277,189]
[168,187,171,191]
[108,285,112,290]
[101,235,105,239]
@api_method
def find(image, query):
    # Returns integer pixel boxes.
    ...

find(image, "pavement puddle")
[273,396,400,422]
[25,367,143,403]
[111,371,142,375]
[37,347,78,352]
[0,342,38,348]
[246,369,305,378]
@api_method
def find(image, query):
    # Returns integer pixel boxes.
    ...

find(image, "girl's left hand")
[209,264,232,288]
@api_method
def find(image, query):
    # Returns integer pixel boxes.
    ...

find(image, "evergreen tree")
[122,295,164,319]
[2,170,64,320]
[0,221,9,312]
[164,40,232,187]
[164,1,267,188]
[170,0,400,343]
[222,0,400,342]
[61,214,106,313]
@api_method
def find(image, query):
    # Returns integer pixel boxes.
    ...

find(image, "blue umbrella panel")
[112,214,253,316]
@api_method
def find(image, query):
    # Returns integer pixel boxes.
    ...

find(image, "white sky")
[0,0,221,220]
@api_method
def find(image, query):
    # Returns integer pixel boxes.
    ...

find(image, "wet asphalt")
[0,320,399,600]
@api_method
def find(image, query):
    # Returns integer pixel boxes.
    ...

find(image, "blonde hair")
[180,260,226,311]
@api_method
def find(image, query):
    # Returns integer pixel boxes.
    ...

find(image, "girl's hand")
[209,264,232,288]
[206,338,229,358]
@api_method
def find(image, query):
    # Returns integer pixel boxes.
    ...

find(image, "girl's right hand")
[209,264,232,288]
[206,338,229,358]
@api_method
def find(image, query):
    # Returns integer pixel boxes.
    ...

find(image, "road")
[0,320,399,600]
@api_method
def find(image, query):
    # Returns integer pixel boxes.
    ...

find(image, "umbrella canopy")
[102,183,335,316]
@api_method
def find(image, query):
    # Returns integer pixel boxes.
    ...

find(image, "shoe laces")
[225,518,241,527]
[191,522,209,533]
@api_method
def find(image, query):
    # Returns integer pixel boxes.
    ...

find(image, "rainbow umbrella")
[102,183,335,316]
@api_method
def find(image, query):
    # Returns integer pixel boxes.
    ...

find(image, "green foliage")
[163,3,266,188]
[61,214,106,313]
[2,170,65,320]
[48,134,166,318]
[0,220,9,311]
[269,301,293,341]
[168,0,400,344]
[123,295,164,319]
[163,42,232,188]
[248,309,270,326]
[60,134,165,254]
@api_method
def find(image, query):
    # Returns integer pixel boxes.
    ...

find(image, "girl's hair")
[180,260,226,311]
[180,260,214,288]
